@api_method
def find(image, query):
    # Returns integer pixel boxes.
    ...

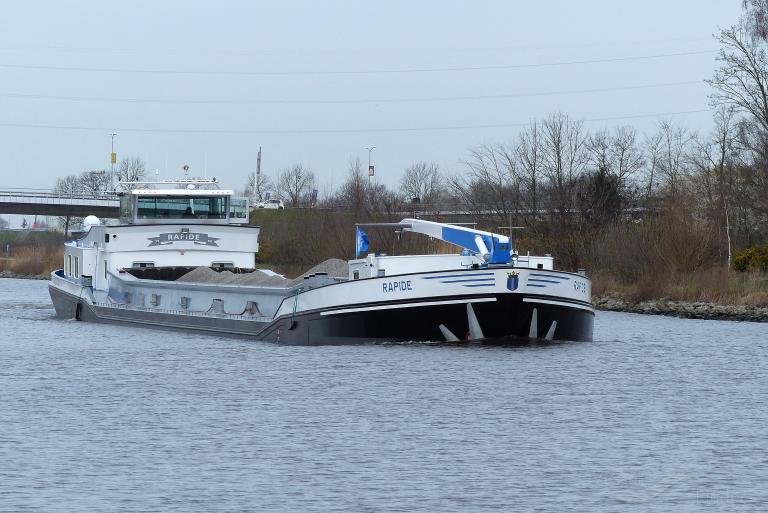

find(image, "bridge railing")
[0,189,118,201]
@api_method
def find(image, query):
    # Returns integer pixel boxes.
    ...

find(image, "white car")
[256,199,285,209]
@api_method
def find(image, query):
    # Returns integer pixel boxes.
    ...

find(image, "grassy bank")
[592,268,768,306]
[0,231,63,277]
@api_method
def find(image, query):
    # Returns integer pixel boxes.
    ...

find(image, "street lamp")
[364,146,376,186]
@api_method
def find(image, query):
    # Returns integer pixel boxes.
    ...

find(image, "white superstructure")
[62,179,256,291]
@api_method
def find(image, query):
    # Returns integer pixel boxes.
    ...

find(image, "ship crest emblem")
[506,271,519,291]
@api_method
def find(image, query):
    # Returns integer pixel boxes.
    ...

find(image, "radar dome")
[82,215,101,229]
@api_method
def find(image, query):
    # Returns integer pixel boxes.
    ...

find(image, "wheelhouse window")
[137,196,227,219]
[229,197,248,221]
[119,194,134,222]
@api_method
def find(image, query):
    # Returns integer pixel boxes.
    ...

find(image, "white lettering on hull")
[147,232,220,247]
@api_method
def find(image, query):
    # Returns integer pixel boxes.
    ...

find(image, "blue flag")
[355,227,369,258]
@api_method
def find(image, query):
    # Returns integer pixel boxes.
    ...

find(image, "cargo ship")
[49,179,593,344]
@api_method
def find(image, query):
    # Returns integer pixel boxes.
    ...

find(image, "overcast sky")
[0,0,743,193]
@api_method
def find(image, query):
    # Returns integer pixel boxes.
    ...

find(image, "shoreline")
[0,270,50,281]
[3,271,766,322]
[593,295,768,322]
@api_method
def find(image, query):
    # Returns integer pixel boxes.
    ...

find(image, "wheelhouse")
[118,182,248,225]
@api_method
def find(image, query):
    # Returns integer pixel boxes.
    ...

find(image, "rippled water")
[0,278,766,512]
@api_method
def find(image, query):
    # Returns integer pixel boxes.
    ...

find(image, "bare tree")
[334,157,367,215]
[53,174,84,236]
[78,170,110,196]
[643,131,664,201]
[611,126,645,192]
[452,144,517,223]
[690,108,743,260]
[653,121,697,193]
[586,126,644,204]
[51,170,109,235]
[515,121,544,225]
[243,171,274,202]
[586,129,612,174]
[116,157,146,189]
[709,22,768,136]
[541,113,587,217]
[366,181,404,218]
[53,174,82,197]
[399,161,442,205]
[744,0,768,40]
[277,164,315,207]
[709,18,768,218]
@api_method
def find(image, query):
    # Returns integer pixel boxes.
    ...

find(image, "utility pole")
[255,146,262,200]
[109,132,117,190]
[365,146,376,187]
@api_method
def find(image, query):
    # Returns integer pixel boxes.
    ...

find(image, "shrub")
[733,244,768,272]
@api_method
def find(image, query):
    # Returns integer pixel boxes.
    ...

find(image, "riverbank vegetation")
[249,205,768,307]
[0,231,63,277]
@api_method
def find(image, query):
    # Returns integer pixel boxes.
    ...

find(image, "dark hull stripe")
[288,291,593,319]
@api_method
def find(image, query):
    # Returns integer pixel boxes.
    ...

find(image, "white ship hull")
[49,265,594,345]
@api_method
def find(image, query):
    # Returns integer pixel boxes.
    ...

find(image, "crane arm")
[397,218,512,264]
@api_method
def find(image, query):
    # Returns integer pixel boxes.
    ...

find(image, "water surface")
[0,278,765,512]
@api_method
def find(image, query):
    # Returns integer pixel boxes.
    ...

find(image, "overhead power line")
[0,50,716,76]
[0,36,713,57]
[0,109,711,135]
[0,80,705,105]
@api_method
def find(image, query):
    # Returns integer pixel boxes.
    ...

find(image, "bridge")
[0,189,120,218]
[1,188,636,227]
[0,189,481,221]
